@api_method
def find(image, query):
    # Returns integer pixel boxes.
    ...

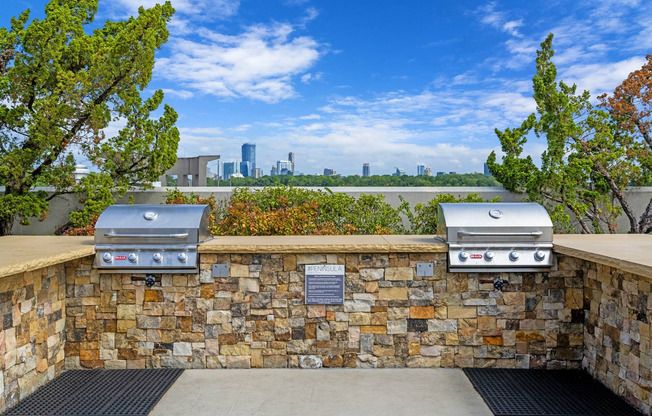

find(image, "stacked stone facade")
[63,252,583,371]
[581,257,652,414]
[0,264,67,411]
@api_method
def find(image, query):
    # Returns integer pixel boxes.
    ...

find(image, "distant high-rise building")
[277,160,293,175]
[324,168,337,176]
[424,167,432,176]
[362,163,370,177]
[251,168,263,178]
[222,161,238,180]
[417,165,426,176]
[449,171,457,175]
[271,165,278,176]
[239,161,250,178]
[484,162,492,176]
[288,152,295,175]
[241,143,256,176]
[393,168,406,176]
[436,171,446,176]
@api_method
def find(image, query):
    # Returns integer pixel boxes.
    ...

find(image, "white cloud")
[161,88,194,99]
[301,72,323,84]
[562,56,646,97]
[156,22,321,102]
[113,0,239,20]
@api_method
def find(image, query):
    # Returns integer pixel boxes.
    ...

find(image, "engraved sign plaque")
[305,264,345,305]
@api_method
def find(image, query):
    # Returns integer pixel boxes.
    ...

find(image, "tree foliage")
[206,173,501,187]
[488,34,652,233]
[0,0,179,235]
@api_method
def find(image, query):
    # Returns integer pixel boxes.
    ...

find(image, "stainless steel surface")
[456,231,543,237]
[94,204,211,273]
[104,232,189,239]
[438,202,554,272]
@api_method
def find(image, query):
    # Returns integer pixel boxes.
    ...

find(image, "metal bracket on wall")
[416,262,434,277]
[212,263,230,278]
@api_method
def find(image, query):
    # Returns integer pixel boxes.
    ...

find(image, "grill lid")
[94,204,211,245]
[437,202,553,244]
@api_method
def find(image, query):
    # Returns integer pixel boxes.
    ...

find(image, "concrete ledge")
[553,234,652,279]
[0,236,94,278]
[199,235,447,254]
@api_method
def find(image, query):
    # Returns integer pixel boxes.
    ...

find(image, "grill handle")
[457,231,543,237]
[103,232,189,239]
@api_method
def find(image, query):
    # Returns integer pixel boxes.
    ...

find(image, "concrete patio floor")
[150,368,493,416]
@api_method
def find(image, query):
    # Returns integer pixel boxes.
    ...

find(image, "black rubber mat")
[464,369,642,416]
[2,369,183,416]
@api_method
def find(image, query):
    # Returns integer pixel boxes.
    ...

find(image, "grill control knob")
[102,253,113,263]
[178,252,188,263]
[509,251,520,261]
[152,253,163,263]
[458,251,469,261]
[128,253,138,263]
[534,251,546,261]
[484,251,494,261]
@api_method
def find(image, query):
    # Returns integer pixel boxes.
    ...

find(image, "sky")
[1,0,651,176]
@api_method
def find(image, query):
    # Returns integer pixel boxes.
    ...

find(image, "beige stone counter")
[0,236,94,278]
[2,234,651,280]
[553,234,652,279]
[199,235,448,254]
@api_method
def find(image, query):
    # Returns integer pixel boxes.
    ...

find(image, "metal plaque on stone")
[305,264,345,305]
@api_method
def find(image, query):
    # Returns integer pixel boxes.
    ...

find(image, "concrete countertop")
[199,235,448,254]
[0,236,94,278]
[2,234,652,280]
[553,234,652,279]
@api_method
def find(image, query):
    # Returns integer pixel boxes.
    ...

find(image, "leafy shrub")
[401,193,500,234]
[214,187,405,235]
[164,189,224,235]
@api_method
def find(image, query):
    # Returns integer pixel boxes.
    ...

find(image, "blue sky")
[2,0,651,176]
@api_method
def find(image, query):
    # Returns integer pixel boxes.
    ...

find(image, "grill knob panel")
[458,251,469,261]
[484,251,494,261]
[534,251,546,261]
[178,252,188,263]
[128,253,138,263]
[152,253,163,263]
[509,251,520,261]
[102,253,113,263]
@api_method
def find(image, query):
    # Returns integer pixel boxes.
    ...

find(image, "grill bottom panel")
[2,369,183,416]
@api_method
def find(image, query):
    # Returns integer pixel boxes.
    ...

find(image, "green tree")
[0,0,179,235]
[487,34,649,233]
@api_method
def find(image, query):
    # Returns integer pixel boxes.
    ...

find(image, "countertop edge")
[553,245,652,279]
[0,247,95,279]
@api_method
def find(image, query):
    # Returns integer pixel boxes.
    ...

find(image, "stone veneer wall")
[63,252,584,371]
[581,258,652,414]
[0,264,67,412]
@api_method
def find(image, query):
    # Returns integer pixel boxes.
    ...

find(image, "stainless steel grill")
[437,202,554,272]
[94,204,211,273]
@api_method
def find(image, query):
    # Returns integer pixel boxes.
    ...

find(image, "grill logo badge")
[115,255,127,261]
[470,254,482,259]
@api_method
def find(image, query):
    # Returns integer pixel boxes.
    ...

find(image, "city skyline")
[4,1,647,175]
